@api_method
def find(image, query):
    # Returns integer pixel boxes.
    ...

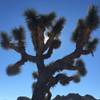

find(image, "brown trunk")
[32,59,51,100]
[32,81,50,100]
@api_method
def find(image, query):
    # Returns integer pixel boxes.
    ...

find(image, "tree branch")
[42,46,54,59]
[9,43,20,52]
[46,49,80,74]
[46,48,89,76]
[47,74,74,88]
[6,59,25,76]
[43,18,65,52]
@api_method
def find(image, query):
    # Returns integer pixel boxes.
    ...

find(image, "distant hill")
[17,93,99,100]
[53,93,99,100]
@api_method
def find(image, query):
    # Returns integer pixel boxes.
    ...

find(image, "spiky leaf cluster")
[53,18,65,35]
[12,27,25,42]
[86,38,99,51]
[47,18,65,37]
[24,10,56,31]
[24,9,38,31]
[75,59,87,76]
[73,74,80,83]
[40,12,56,27]
[85,5,100,30]
[6,64,20,76]
[0,32,11,49]
[12,27,25,49]
[71,5,100,43]
[71,19,86,42]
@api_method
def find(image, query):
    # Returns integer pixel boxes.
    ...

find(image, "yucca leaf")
[85,5,100,30]
[0,32,11,49]
[86,38,99,51]
[71,30,79,42]
[52,17,65,36]
[71,19,86,42]
[12,27,25,41]
[73,74,80,83]
[6,64,21,76]
[75,59,87,76]
[40,12,56,27]
[24,9,38,31]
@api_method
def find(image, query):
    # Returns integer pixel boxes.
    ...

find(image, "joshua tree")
[0,5,99,100]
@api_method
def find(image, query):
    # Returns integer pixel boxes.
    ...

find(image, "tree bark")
[32,80,50,100]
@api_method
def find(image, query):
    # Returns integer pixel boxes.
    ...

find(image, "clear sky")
[0,0,100,100]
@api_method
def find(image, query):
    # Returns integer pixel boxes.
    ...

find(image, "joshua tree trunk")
[32,82,46,100]
[32,72,51,100]
[32,59,51,100]
[32,81,50,100]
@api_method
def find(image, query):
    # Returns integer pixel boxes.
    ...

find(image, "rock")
[53,93,98,100]
[83,94,96,100]
[17,96,30,100]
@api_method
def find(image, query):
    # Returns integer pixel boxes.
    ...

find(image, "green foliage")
[52,39,61,49]
[71,19,86,42]
[85,5,100,30]
[24,9,56,31]
[0,32,11,49]
[86,38,99,51]
[71,5,100,43]
[12,27,25,42]
[48,17,65,37]
[71,29,79,42]
[6,65,20,76]
[75,59,87,76]
[73,74,80,83]
[12,26,25,50]
[24,9,38,31]
[40,12,56,27]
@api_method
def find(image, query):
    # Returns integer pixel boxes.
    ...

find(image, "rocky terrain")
[17,93,99,100]
[53,93,98,100]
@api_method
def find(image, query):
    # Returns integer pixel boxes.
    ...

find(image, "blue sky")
[0,0,100,100]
